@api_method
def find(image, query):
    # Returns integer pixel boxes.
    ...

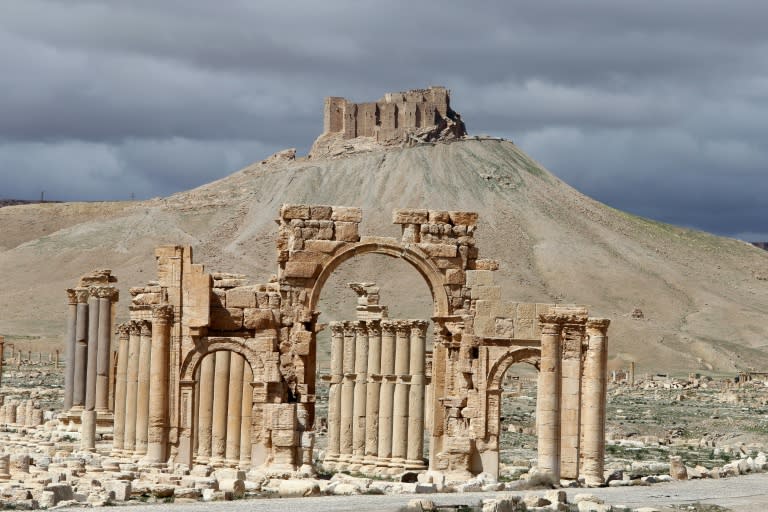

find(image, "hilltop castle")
[321,86,466,144]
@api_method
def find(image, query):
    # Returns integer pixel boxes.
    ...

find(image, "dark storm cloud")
[1,1,767,239]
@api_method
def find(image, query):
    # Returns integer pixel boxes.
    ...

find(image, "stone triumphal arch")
[61,204,609,485]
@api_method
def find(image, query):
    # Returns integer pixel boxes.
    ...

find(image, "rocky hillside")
[1,138,767,374]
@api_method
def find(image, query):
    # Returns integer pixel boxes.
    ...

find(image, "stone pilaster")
[537,313,563,481]
[134,321,152,455]
[145,305,172,464]
[196,353,215,462]
[406,320,428,469]
[580,318,610,486]
[112,323,130,454]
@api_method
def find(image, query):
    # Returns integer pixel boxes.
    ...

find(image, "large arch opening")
[313,252,434,474]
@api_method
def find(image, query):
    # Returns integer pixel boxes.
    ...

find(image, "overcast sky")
[1,1,767,240]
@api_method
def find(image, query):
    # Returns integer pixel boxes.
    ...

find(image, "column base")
[404,458,427,471]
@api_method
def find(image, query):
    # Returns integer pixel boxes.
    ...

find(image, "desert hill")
[1,138,767,374]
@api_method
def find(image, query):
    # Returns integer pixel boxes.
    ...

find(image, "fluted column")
[63,290,78,411]
[537,313,564,481]
[226,354,244,463]
[377,321,396,465]
[351,322,368,467]
[391,321,411,467]
[96,288,118,413]
[406,320,427,469]
[211,350,231,462]
[239,362,253,466]
[123,322,141,452]
[560,316,586,479]
[145,305,172,464]
[112,324,130,454]
[134,321,153,455]
[580,318,610,486]
[72,290,89,409]
[325,323,344,464]
[338,322,356,465]
[196,353,215,462]
[364,321,381,466]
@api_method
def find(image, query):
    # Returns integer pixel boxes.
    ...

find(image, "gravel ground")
[98,473,768,512]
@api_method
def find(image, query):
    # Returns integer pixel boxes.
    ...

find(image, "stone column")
[580,318,610,486]
[377,321,396,465]
[364,321,382,466]
[226,353,245,463]
[391,321,411,467]
[560,316,586,479]
[211,350,231,462]
[63,289,78,410]
[96,288,118,413]
[112,324,130,454]
[338,322,356,466]
[537,313,563,481]
[135,321,153,455]
[72,291,89,409]
[351,322,369,468]
[123,321,141,452]
[406,320,427,469]
[85,291,100,412]
[325,323,344,464]
[197,353,215,462]
[239,362,253,466]
[145,305,173,464]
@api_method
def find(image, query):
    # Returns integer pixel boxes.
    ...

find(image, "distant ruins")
[62,204,610,486]
[310,87,467,157]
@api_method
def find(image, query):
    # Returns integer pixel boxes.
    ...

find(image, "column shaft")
[84,294,100,411]
[239,363,253,465]
[112,325,130,453]
[580,319,610,486]
[72,301,89,408]
[197,354,215,461]
[134,322,153,455]
[123,324,141,452]
[145,305,172,464]
[377,322,396,463]
[63,292,78,410]
[326,324,344,462]
[338,324,356,462]
[537,314,563,481]
[351,323,368,465]
[226,354,244,462]
[391,323,411,464]
[406,321,427,467]
[211,350,231,461]
[364,323,381,463]
[95,296,113,412]
[560,321,585,479]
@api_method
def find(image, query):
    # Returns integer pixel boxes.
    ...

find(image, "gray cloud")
[1,0,767,239]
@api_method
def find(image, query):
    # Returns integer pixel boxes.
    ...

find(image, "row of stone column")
[63,286,119,451]
[111,305,173,464]
[194,351,254,466]
[0,400,44,427]
[537,315,610,486]
[325,319,428,474]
